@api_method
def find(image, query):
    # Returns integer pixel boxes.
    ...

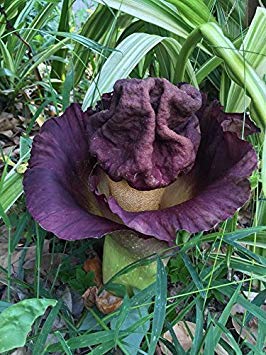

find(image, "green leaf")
[226,7,266,113]
[111,294,150,354]
[212,285,240,346]
[180,252,206,298]
[62,69,74,110]
[213,322,242,355]
[245,289,266,325]
[204,316,215,355]
[166,0,215,26]
[200,22,266,129]
[90,340,115,355]
[54,331,73,355]
[262,134,266,196]
[10,212,29,252]
[196,56,223,84]
[257,320,266,352]
[0,39,15,77]
[191,299,204,354]
[14,2,58,67]
[48,330,122,352]
[50,0,72,81]
[17,38,69,90]
[0,171,23,214]
[165,321,186,354]
[72,4,116,85]
[212,255,265,278]
[0,298,57,352]
[68,267,95,294]
[54,31,112,55]
[82,32,164,109]
[95,0,190,38]
[0,0,27,37]
[130,283,156,306]
[0,301,12,313]
[106,283,127,298]
[19,136,32,161]
[222,226,266,242]
[155,37,198,86]
[32,301,62,355]
[177,22,266,128]
[222,237,266,266]
[148,257,167,355]
[180,227,266,253]
[217,283,266,324]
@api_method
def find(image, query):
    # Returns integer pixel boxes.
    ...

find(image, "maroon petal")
[105,103,257,243]
[86,78,202,190]
[23,104,122,240]
[199,96,260,138]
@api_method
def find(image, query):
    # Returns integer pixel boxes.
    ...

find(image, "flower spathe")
[23,78,258,243]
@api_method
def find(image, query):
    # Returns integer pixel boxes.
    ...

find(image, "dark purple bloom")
[23,78,258,243]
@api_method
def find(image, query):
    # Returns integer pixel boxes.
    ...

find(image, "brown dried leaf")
[162,321,196,353]
[82,286,98,309]
[0,240,49,281]
[82,286,123,315]
[161,321,228,355]
[83,256,102,287]
[1,130,14,138]
[0,112,17,132]
[231,292,266,346]
[23,252,64,273]
[10,347,30,355]
[96,289,123,315]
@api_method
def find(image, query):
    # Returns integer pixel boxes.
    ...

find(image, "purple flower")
[23,78,258,243]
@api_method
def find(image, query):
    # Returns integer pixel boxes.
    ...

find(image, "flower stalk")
[103,232,168,293]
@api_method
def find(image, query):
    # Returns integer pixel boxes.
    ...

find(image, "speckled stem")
[102,231,168,293]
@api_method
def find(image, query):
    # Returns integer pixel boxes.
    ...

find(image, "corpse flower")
[23,78,258,289]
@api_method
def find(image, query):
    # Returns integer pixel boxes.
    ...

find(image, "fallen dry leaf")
[0,112,17,132]
[83,256,102,287]
[82,253,123,314]
[23,252,64,273]
[82,286,123,314]
[0,240,49,282]
[160,321,228,355]
[82,286,98,309]
[161,321,195,353]
[10,347,30,355]
[231,292,266,347]
[95,289,123,315]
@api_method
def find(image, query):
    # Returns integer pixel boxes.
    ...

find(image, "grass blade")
[32,301,62,355]
[226,7,266,112]
[50,0,72,81]
[180,251,206,298]
[165,321,186,354]
[213,284,240,346]
[148,257,167,355]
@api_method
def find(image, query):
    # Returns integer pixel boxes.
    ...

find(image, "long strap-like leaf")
[82,32,165,110]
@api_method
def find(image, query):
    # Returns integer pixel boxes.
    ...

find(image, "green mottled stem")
[103,232,168,293]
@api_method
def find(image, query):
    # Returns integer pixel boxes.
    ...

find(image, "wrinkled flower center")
[87,78,202,192]
[85,78,204,212]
